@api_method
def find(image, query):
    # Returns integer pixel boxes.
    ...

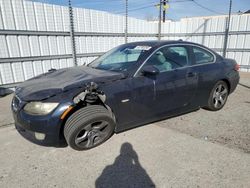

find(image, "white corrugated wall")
[0,0,249,86]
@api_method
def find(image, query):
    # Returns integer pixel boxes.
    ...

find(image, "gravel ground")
[0,94,14,127]
[1,117,250,188]
[0,72,249,187]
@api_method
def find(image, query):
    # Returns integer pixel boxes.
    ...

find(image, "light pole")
[223,0,232,58]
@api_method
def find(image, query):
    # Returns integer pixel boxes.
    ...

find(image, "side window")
[193,47,215,64]
[143,46,189,73]
[163,46,189,69]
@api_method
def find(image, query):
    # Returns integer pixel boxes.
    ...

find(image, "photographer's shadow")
[95,142,155,188]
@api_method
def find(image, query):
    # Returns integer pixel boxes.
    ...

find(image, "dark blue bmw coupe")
[12,40,240,150]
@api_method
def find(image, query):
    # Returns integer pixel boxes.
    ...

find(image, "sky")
[33,0,250,20]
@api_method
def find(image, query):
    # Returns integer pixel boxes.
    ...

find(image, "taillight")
[234,63,240,71]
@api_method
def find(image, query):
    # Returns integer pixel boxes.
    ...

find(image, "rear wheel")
[205,81,229,111]
[64,105,115,150]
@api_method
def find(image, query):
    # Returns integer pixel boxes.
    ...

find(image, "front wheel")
[205,81,229,111]
[64,105,115,150]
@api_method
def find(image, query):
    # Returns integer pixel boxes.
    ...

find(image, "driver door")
[131,45,198,121]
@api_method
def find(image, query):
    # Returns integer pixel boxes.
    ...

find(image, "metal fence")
[0,0,249,88]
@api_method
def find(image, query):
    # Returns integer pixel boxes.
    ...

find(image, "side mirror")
[141,65,160,76]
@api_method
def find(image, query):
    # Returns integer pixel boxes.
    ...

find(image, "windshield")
[89,44,152,72]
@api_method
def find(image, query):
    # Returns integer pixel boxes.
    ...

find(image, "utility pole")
[125,0,128,43]
[158,0,162,40]
[68,0,77,66]
[163,0,166,22]
[223,0,232,58]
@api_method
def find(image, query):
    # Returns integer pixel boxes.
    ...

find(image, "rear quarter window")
[192,47,215,64]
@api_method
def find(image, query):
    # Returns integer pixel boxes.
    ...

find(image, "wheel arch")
[221,78,231,93]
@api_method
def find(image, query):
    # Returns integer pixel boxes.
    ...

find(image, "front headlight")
[24,102,59,115]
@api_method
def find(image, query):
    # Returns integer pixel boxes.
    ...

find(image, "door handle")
[186,72,196,77]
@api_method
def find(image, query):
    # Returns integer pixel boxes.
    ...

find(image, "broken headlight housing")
[24,102,59,115]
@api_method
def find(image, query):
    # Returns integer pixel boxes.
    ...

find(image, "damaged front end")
[73,82,106,105]
[69,81,115,122]
[12,66,123,147]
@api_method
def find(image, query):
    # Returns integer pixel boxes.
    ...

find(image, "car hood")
[15,66,125,101]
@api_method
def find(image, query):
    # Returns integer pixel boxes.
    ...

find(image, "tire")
[205,80,229,111]
[64,105,115,150]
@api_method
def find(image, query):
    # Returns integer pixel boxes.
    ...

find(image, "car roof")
[126,40,203,48]
[125,40,219,56]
